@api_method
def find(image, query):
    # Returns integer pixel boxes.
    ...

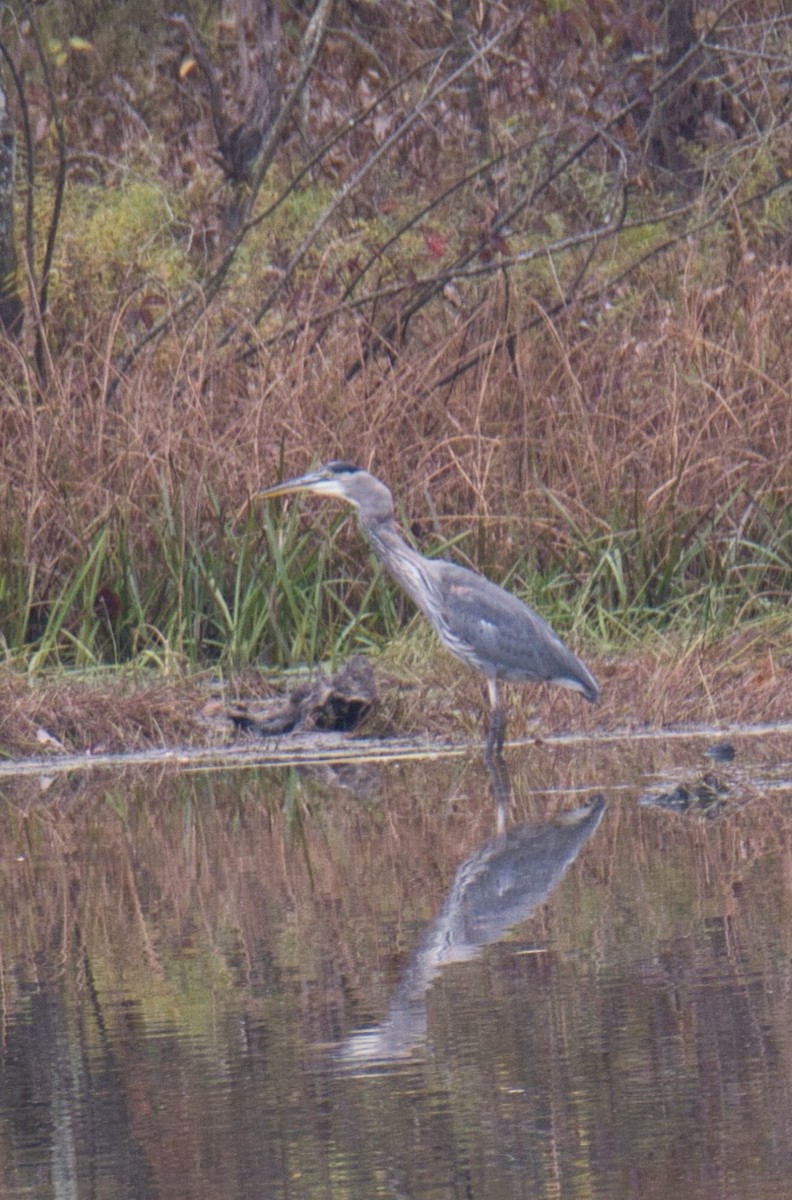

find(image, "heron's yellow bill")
[235,470,324,522]
[255,464,356,503]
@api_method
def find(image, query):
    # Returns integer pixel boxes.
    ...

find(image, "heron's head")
[257,462,394,524]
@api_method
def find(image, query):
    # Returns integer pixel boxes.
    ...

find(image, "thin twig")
[341,0,745,377]
[27,9,68,387]
[224,16,523,350]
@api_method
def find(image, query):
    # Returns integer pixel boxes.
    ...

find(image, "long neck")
[360,515,439,620]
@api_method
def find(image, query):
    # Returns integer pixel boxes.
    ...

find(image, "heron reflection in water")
[338,794,607,1066]
[258,463,600,760]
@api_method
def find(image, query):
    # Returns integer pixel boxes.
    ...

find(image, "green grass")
[3,481,790,677]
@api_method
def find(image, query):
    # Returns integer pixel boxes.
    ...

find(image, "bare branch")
[108,0,333,401]
[167,13,232,158]
[342,0,746,378]
[22,8,68,387]
[224,15,523,348]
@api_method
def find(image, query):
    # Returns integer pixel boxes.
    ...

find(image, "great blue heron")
[258,462,600,760]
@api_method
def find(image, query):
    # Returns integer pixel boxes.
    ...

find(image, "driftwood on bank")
[224,656,378,737]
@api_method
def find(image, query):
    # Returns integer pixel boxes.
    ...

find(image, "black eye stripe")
[324,461,361,475]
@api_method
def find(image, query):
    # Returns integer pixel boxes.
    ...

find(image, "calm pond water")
[1,727,791,1199]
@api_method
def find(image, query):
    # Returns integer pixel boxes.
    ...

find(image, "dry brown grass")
[4,245,792,597]
[1,616,789,762]
[0,667,210,758]
[2,234,792,748]
[1,0,790,683]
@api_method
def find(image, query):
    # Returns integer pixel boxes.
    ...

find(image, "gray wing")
[434,561,599,700]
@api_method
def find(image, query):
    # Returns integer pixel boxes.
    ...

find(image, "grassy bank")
[2,254,791,759]
[2,238,790,680]
[0,1,790,754]
[1,611,790,760]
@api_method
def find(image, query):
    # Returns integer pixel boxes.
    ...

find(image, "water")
[1,727,791,1199]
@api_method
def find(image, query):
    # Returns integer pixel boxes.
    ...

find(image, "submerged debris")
[225,656,378,737]
[640,772,729,817]
[705,741,736,762]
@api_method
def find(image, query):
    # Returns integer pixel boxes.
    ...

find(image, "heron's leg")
[485,737,511,828]
[484,678,510,821]
[485,706,506,762]
[484,677,506,763]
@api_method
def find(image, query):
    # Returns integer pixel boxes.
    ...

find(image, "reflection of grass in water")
[0,763,790,1017]
[1,756,792,1200]
[1,759,788,1198]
